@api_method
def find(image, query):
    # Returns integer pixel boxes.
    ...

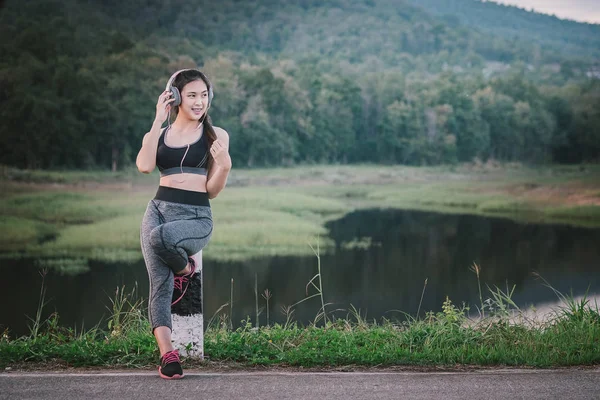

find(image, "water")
[2,209,600,337]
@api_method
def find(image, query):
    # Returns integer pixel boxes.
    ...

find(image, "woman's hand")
[155,91,175,124]
[210,139,232,170]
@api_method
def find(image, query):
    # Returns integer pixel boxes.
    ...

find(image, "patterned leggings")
[140,187,212,331]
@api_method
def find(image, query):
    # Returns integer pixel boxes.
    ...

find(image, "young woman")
[136,69,231,379]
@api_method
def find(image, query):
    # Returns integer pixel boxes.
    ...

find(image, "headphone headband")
[165,69,191,91]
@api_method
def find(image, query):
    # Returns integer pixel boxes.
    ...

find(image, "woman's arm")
[136,91,174,174]
[136,119,163,173]
[206,127,232,199]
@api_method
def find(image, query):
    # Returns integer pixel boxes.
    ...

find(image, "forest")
[0,0,598,170]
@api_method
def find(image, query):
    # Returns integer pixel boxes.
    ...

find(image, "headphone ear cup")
[171,87,181,107]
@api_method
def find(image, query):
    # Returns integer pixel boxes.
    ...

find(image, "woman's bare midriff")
[159,173,208,193]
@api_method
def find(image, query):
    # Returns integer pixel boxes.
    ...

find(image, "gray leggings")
[140,196,213,331]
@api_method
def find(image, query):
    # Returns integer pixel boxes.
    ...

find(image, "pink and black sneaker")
[159,349,184,380]
[172,257,197,306]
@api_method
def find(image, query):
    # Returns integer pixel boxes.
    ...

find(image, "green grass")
[545,205,600,222]
[1,163,599,265]
[0,164,155,186]
[1,278,599,369]
[2,164,598,369]
[0,192,115,224]
[0,216,58,251]
[208,188,347,260]
[203,314,600,367]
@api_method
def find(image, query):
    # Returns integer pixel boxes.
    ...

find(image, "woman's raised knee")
[149,225,171,254]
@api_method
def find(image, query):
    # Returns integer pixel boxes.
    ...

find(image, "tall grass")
[1,256,599,369]
[27,268,50,341]
[0,271,155,368]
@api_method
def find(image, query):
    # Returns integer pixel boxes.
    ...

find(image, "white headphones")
[165,69,214,107]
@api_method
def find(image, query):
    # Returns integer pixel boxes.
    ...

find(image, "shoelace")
[173,275,189,291]
[172,258,196,305]
[162,350,180,365]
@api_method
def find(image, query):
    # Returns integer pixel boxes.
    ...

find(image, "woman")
[136,69,231,379]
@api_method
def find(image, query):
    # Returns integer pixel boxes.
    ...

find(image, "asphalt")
[1,368,599,400]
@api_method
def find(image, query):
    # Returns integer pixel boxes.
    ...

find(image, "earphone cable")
[173,143,191,184]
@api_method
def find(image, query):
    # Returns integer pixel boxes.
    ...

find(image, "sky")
[491,0,600,24]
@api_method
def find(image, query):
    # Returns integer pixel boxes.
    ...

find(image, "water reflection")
[1,209,599,336]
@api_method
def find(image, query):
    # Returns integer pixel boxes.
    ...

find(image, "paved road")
[1,369,599,399]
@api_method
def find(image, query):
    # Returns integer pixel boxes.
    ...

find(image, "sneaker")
[158,349,184,380]
[172,257,197,306]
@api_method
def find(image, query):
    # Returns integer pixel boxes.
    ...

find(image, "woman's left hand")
[210,139,232,170]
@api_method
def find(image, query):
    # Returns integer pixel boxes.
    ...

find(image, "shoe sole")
[158,366,184,380]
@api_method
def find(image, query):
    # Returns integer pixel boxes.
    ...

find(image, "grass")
[207,188,345,260]
[2,163,598,369]
[203,309,599,367]
[1,163,599,266]
[1,260,599,370]
[0,164,153,186]
[1,279,157,369]
[0,216,58,251]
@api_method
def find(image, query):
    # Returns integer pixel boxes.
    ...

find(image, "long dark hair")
[171,69,217,156]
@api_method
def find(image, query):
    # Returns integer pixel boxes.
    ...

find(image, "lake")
[2,209,600,337]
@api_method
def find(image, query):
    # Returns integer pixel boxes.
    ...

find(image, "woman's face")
[178,79,210,121]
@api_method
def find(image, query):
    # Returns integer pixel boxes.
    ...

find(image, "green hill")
[0,0,598,169]
[407,0,600,59]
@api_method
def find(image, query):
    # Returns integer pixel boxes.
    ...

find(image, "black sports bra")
[156,127,209,177]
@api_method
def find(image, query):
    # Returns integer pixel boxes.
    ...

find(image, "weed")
[262,289,272,326]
